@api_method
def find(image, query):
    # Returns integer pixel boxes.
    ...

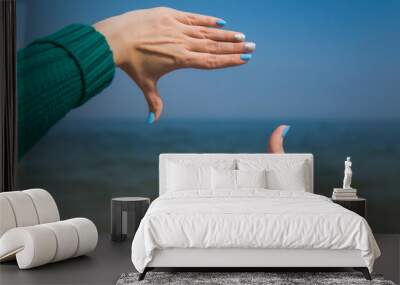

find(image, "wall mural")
[16,0,400,233]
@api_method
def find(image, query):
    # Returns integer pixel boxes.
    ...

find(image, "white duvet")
[131,190,380,273]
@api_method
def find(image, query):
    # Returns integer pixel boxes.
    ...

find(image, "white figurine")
[343,156,353,189]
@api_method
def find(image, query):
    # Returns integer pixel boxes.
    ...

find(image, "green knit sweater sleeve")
[18,24,115,158]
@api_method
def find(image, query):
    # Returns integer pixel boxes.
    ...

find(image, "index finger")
[176,11,226,28]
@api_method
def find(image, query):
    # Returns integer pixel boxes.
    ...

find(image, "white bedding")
[131,190,380,273]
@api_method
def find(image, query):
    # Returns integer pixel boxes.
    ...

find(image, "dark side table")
[111,197,150,242]
[331,197,367,219]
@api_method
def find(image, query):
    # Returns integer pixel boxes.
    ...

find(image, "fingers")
[175,11,255,69]
[185,52,252,69]
[268,125,290,153]
[184,26,246,43]
[187,38,255,55]
[176,11,226,28]
[141,81,163,124]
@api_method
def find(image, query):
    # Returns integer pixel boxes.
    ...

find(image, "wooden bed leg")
[138,268,148,281]
[354,267,372,280]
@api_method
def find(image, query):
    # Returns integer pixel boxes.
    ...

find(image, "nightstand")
[111,197,150,242]
[331,197,367,219]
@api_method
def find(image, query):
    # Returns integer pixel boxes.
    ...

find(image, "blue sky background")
[17,0,400,120]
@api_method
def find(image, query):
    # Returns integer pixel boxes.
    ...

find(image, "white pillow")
[266,168,306,191]
[211,169,268,190]
[167,162,211,191]
[211,168,236,190]
[236,169,267,189]
[238,159,308,191]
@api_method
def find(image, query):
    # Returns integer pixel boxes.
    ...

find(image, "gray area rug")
[117,272,396,285]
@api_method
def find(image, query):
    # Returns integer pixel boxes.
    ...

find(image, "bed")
[131,154,380,280]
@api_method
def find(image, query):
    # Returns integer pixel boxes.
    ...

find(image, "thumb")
[141,81,163,124]
[268,125,290,153]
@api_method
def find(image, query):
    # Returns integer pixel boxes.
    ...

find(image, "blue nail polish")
[282,125,291,137]
[216,19,226,27]
[240,54,252,61]
[147,112,155,124]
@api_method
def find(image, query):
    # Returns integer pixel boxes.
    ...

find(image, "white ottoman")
[0,189,98,269]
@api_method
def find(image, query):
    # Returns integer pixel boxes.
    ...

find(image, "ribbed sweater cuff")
[31,24,115,106]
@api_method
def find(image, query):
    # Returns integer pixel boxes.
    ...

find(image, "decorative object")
[332,198,367,219]
[111,197,150,242]
[332,157,358,199]
[332,188,358,199]
[0,189,98,269]
[343,156,353,189]
[117,271,394,285]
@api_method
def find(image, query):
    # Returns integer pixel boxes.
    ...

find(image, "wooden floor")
[0,234,399,285]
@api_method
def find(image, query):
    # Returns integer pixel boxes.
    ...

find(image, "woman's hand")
[268,125,290,153]
[94,7,255,123]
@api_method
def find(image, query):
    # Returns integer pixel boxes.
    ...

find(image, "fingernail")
[282,125,291,137]
[234,33,246,41]
[244,42,256,51]
[240,54,252,61]
[216,19,226,27]
[147,112,155,124]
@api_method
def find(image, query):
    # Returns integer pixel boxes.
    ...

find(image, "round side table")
[111,197,150,242]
